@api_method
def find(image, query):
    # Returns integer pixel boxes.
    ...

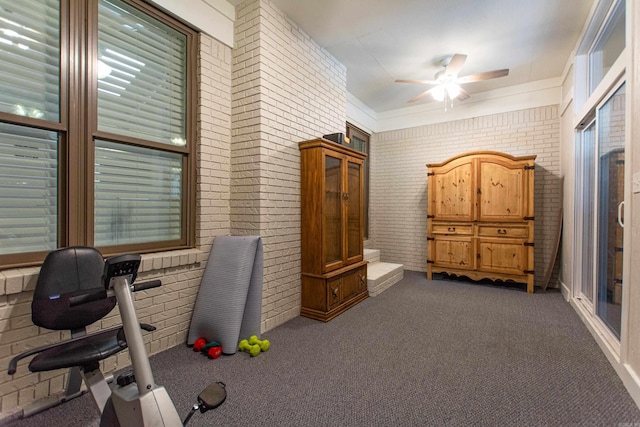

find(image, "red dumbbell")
[207,346,222,359]
[193,337,207,352]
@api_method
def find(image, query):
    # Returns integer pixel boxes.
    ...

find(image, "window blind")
[0,0,60,122]
[94,140,182,246]
[97,0,187,146]
[0,123,58,255]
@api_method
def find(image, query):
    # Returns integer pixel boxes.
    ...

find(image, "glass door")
[578,121,596,305]
[576,81,625,341]
[324,152,343,272]
[346,123,369,238]
[346,159,363,263]
[595,82,625,339]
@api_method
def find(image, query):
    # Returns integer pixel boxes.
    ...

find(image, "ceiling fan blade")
[446,54,467,76]
[408,86,439,103]
[395,79,439,85]
[457,69,509,84]
[456,87,470,101]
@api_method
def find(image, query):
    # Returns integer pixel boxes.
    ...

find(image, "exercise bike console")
[103,254,141,289]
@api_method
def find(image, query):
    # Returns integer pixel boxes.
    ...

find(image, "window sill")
[0,248,205,296]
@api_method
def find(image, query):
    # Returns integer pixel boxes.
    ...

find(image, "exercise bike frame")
[101,274,183,426]
[8,251,225,426]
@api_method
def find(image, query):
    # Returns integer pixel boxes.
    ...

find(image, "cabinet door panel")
[430,160,475,221]
[433,237,475,270]
[478,159,527,222]
[327,277,342,310]
[324,153,343,270]
[342,267,361,301]
[356,266,367,292]
[477,238,527,274]
[346,159,363,262]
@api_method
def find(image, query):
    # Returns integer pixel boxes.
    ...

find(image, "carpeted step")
[367,261,403,297]
[364,248,380,264]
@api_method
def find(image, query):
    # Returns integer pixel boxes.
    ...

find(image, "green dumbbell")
[238,339,260,357]
[248,335,270,352]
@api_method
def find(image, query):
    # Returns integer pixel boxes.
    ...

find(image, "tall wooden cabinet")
[299,138,368,321]
[426,151,536,292]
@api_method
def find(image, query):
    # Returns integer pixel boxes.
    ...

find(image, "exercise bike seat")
[8,247,130,375]
[29,326,127,372]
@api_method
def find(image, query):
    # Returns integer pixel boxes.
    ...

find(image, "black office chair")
[7,247,130,413]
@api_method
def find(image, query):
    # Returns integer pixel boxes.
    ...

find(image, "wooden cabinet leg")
[527,276,534,293]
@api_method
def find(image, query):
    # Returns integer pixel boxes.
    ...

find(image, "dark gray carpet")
[8,271,640,426]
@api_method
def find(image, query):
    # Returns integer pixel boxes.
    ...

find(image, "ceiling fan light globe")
[431,85,445,101]
[445,83,461,99]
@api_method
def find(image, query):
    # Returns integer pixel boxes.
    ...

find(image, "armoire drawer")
[477,225,528,238]
[431,223,474,235]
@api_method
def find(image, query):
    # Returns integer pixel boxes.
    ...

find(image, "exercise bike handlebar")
[132,279,162,292]
[68,280,161,307]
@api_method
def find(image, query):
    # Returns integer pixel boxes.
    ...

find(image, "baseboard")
[0,407,22,426]
[558,279,570,301]
[623,364,640,410]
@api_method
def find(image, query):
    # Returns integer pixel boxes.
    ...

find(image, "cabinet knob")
[359,275,365,284]
[497,229,507,235]
[448,227,456,232]
[332,287,339,298]
[342,192,350,201]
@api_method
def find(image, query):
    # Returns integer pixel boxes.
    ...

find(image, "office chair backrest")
[32,247,116,330]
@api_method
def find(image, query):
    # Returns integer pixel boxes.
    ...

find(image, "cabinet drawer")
[477,225,528,238]
[431,223,473,235]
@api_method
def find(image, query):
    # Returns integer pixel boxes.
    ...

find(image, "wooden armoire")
[426,151,536,292]
[299,138,368,321]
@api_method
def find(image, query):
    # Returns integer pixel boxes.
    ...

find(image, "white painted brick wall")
[369,106,562,287]
[0,33,232,417]
[231,0,347,331]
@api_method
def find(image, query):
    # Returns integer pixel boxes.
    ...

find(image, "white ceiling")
[259,0,595,113]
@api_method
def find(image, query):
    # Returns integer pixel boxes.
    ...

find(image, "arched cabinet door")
[477,156,531,223]
[428,156,475,222]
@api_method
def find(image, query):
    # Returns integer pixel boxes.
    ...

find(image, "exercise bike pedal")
[197,381,226,413]
[116,371,136,387]
[182,382,227,425]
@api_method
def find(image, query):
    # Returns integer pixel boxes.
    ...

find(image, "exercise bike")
[8,247,226,426]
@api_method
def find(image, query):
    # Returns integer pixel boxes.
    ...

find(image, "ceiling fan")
[396,54,509,106]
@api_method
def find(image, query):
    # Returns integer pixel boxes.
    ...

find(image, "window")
[346,123,369,239]
[0,0,197,269]
[588,0,625,94]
